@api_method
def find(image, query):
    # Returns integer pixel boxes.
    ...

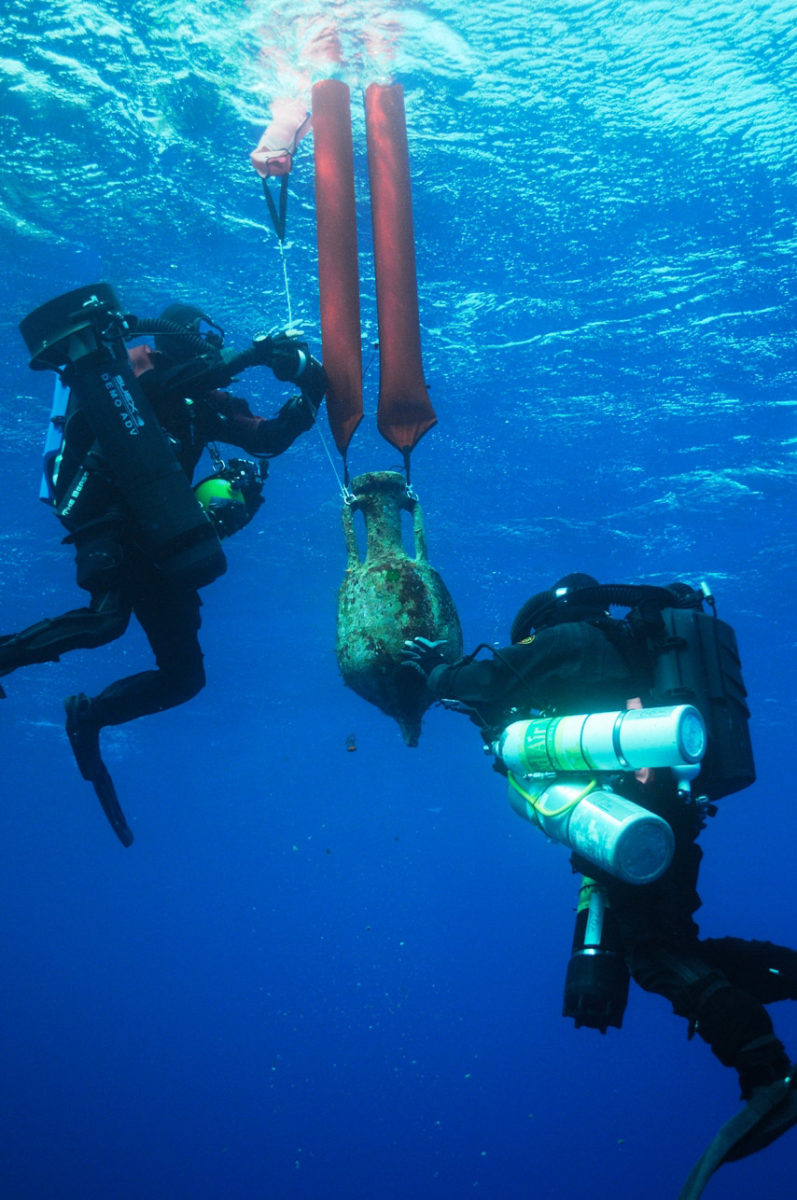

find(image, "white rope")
[276,228,350,500]
[314,414,350,500]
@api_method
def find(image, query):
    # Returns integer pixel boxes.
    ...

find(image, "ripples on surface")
[1,0,795,605]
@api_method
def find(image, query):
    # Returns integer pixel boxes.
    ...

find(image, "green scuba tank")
[193,458,266,539]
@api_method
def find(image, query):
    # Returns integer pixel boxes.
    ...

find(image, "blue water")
[1,2,796,1197]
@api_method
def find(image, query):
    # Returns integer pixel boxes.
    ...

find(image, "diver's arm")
[198,386,320,457]
[425,635,574,709]
[425,652,522,707]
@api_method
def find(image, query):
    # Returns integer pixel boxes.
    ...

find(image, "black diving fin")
[678,1073,797,1200]
[65,693,134,848]
[85,759,134,849]
[723,1073,797,1160]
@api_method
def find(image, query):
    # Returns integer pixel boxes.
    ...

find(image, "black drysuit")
[425,619,796,1096]
[0,364,318,729]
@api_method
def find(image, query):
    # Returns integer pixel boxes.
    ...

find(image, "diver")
[401,573,797,1191]
[1,296,327,846]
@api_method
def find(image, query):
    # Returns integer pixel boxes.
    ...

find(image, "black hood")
[154,303,223,362]
[510,573,607,642]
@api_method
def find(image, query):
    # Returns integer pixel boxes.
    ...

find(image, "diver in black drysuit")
[0,303,327,842]
[402,573,797,1187]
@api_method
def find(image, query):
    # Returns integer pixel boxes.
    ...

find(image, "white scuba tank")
[494,704,706,885]
[496,704,706,776]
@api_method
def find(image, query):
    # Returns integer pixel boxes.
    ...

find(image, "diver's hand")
[401,637,448,680]
[255,331,310,381]
[300,357,328,414]
[279,391,316,434]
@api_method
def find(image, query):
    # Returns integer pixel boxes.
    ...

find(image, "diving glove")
[401,637,448,680]
[253,331,327,410]
[298,357,328,413]
[254,331,311,382]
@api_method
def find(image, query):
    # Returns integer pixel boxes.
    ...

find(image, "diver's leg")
[669,945,797,1192]
[0,589,131,676]
[628,941,792,1097]
[0,589,129,702]
[61,580,202,848]
[86,584,205,729]
[0,516,131,681]
[699,937,797,1003]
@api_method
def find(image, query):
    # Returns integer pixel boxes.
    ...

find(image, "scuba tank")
[497,704,706,775]
[193,457,266,540]
[20,283,226,591]
[506,773,675,885]
[562,878,630,1032]
[494,703,705,884]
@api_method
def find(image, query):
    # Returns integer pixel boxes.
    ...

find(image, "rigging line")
[275,260,348,498]
[263,172,345,498]
[313,413,350,501]
[272,233,345,499]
